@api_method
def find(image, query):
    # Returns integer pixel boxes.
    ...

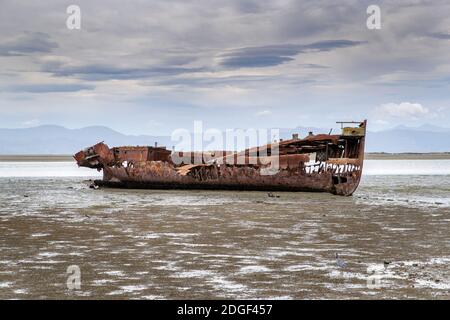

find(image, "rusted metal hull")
[95,162,361,195]
[75,121,367,196]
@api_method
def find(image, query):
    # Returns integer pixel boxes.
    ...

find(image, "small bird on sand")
[335,253,346,268]
[335,253,347,268]
[384,261,391,269]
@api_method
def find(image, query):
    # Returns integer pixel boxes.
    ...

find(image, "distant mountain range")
[365,126,450,153]
[0,125,170,154]
[1,124,450,154]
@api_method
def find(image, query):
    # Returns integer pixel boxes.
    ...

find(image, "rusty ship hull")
[75,121,366,196]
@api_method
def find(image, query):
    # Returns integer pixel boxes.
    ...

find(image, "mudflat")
[0,173,448,299]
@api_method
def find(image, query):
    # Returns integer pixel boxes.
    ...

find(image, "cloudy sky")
[0,0,449,134]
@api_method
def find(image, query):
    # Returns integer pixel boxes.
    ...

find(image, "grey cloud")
[300,64,330,69]
[304,40,365,51]
[161,55,199,66]
[6,83,94,93]
[0,32,58,56]
[42,63,207,81]
[219,40,365,68]
[273,2,366,40]
[428,32,450,40]
[221,55,294,68]
[157,75,274,87]
[155,74,316,88]
[232,0,263,14]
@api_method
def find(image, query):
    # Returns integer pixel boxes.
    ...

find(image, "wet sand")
[0,175,448,299]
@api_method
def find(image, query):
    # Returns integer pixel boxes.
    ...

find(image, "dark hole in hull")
[332,176,347,184]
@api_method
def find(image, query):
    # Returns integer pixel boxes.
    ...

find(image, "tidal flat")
[0,160,448,299]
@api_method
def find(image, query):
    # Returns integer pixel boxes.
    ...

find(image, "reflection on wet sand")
[0,175,449,299]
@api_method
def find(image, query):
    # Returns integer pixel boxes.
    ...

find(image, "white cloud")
[376,102,429,119]
[255,110,272,116]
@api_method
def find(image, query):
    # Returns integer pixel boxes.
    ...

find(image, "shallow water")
[2,160,450,177]
[0,161,449,299]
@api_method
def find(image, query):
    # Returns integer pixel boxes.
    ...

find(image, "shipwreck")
[74,121,367,196]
